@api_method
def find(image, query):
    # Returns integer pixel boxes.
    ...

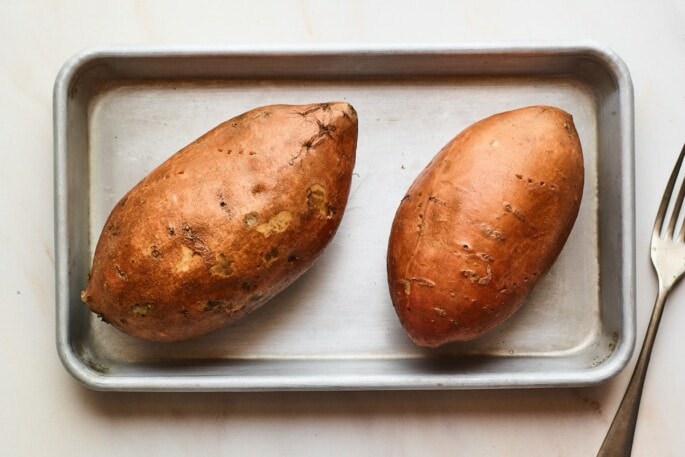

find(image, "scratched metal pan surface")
[54,44,635,391]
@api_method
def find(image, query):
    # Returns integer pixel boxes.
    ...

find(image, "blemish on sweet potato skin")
[209,253,234,277]
[81,102,358,342]
[255,211,293,237]
[130,303,151,317]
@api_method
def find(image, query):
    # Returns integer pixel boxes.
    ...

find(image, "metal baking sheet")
[54,44,635,391]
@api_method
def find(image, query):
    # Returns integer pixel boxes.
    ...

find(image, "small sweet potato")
[387,105,584,347]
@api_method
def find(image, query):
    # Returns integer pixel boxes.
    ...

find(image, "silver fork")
[598,143,685,456]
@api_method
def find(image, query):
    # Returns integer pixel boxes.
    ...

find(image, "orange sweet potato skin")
[387,106,584,347]
[82,102,358,342]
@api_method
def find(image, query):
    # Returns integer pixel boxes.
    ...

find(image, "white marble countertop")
[2,1,684,455]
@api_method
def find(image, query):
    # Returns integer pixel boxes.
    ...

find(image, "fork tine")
[667,160,685,238]
[678,183,685,241]
[679,207,685,241]
[654,143,685,238]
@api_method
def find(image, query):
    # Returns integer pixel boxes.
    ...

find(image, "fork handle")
[597,287,668,456]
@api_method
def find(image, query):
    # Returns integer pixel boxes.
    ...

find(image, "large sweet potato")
[82,102,358,342]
